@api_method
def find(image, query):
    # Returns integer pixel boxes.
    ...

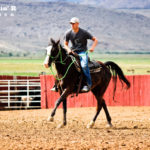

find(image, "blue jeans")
[76,51,92,87]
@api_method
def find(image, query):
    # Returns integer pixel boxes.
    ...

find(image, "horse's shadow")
[93,126,149,130]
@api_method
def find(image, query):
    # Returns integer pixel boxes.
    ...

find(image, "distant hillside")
[79,0,150,9]
[20,0,150,9]
[116,9,150,18]
[0,1,150,56]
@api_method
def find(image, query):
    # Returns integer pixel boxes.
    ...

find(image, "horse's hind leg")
[87,84,112,128]
[102,98,113,127]
[87,86,103,128]
[87,97,103,128]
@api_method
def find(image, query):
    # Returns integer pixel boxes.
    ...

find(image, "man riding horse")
[43,17,130,128]
[51,17,98,92]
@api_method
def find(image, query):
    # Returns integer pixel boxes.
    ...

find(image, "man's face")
[70,22,79,31]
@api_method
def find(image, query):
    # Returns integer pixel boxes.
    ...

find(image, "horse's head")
[44,38,60,68]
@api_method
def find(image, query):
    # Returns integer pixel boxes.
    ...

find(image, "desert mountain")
[0,1,150,56]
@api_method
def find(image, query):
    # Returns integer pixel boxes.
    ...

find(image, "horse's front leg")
[63,98,67,125]
[47,89,69,123]
[57,98,67,128]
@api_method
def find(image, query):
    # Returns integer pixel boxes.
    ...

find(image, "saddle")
[70,55,102,73]
[70,55,102,96]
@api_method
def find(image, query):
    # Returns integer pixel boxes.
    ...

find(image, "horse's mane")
[59,44,68,55]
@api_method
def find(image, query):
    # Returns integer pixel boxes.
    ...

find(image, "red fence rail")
[40,75,150,108]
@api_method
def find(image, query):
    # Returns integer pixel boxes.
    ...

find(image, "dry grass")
[0,54,150,76]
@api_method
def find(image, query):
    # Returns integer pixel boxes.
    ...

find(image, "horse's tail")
[104,61,130,100]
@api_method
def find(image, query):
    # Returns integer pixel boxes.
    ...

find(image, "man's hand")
[89,37,98,53]
[89,49,94,52]
[68,50,79,59]
[69,50,75,55]
[68,50,72,55]
[64,41,72,54]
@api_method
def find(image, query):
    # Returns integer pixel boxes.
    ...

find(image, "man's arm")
[89,37,98,52]
[64,41,72,54]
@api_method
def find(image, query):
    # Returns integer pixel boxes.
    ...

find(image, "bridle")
[45,43,76,81]
[47,44,68,64]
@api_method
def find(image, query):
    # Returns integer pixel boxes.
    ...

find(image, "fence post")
[40,75,47,109]
[8,80,10,108]
[27,80,29,107]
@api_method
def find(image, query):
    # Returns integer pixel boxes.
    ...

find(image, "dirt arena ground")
[0,107,150,150]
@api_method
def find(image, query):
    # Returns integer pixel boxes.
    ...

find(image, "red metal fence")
[40,75,150,108]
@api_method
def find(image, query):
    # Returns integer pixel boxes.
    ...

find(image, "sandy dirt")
[0,107,150,150]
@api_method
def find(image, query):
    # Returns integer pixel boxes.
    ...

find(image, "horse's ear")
[50,38,55,45]
[56,39,60,45]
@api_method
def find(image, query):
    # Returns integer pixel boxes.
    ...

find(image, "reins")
[48,45,93,81]
[50,58,76,81]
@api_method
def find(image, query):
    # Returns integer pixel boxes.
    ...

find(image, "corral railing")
[0,78,41,109]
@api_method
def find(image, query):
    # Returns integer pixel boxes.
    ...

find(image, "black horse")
[44,39,130,128]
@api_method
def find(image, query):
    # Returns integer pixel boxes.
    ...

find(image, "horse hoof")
[87,121,95,128]
[47,116,54,122]
[106,123,113,128]
[57,123,65,129]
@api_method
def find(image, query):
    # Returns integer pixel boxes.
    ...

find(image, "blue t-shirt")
[64,28,93,52]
